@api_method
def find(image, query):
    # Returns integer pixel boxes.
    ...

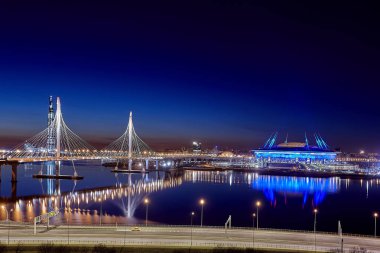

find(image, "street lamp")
[99,197,103,226]
[1,205,13,245]
[144,198,149,227]
[67,216,70,245]
[252,213,256,249]
[200,198,205,227]
[190,211,195,246]
[67,201,71,245]
[313,209,318,252]
[256,201,261,229]
[374,212,378,238]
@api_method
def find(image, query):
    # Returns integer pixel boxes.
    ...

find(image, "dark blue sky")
[0,1,379,152]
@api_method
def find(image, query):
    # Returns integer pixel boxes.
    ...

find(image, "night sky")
[0,1,379,152]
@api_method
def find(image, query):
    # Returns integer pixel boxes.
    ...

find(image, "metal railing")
[1,221,377,239]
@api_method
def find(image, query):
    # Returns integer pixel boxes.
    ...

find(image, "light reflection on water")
[184,171,340,207]
[0,162,379,234]
[0,171,182,224]
[251,176,340,207]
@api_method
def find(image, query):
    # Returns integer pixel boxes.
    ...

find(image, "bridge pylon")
[7,97,96,161]
[101,111,153,170]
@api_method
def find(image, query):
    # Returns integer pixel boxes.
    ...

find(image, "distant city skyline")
[0,95,375,153]
[0,1,379,152]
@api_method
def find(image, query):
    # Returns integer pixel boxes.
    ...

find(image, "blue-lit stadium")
[254,133,338,165]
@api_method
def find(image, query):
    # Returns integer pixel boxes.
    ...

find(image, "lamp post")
[124,219,127,246]
[67,217,70,245]
[67,202,71,245]
[1,206,13,245]
[313,209,318,252]
[374,212,378,238]
[256,201,261,229]
[66,198,75,245]
[200,198,205,227]
[190,211,195,247]
[144,198,149,227]
[99,197,103,226]
[252,213,256,249]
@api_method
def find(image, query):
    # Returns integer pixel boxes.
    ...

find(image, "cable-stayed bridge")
[6,97,95,163]
[2,97,216,161]
[0,98,153,162]
[0,97,226,182]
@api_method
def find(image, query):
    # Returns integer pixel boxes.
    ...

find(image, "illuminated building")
[254,133,338,165]
[47,96,55,152]
[192,141,202,154]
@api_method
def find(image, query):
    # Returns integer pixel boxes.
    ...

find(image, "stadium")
[254,133,338,165]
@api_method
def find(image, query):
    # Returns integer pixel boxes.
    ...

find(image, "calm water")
[0,160,379,235]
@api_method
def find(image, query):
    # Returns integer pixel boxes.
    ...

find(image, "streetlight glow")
[144,198,150,227]
[375,212,378,238]
[255,201,261,229]
[190,211,195,247]
[252,212,256,249]
[313,208,318,252]
[200,198,205,227]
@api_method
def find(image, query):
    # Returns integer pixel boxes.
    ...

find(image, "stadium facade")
[254,133,338,165]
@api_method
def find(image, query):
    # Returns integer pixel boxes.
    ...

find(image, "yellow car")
[131,226,141,231]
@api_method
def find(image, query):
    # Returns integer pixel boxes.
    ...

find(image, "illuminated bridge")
[336,157,380,163]
[0,97,225,182]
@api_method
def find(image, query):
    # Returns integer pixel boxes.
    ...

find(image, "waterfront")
[0,161,380,236]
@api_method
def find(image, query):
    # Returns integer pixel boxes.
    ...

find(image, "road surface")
[1,224,379,252]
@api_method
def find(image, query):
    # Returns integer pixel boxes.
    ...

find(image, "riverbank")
[181,166,379,179]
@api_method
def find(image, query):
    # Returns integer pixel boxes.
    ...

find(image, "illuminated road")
[1,224,379,252]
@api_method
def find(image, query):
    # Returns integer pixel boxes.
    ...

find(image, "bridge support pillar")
[55,161,60,176]
[155,160,159,170]
[128,159,132,171]
[11,180,17,199]
[55,179,61,195]
[11,163,18,182]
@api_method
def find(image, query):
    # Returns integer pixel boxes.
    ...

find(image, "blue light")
[256,133,337,164]
[251,176,339,206]
[255,150,337,161]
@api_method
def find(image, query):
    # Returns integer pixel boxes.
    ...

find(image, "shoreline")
[181,166,379,179]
